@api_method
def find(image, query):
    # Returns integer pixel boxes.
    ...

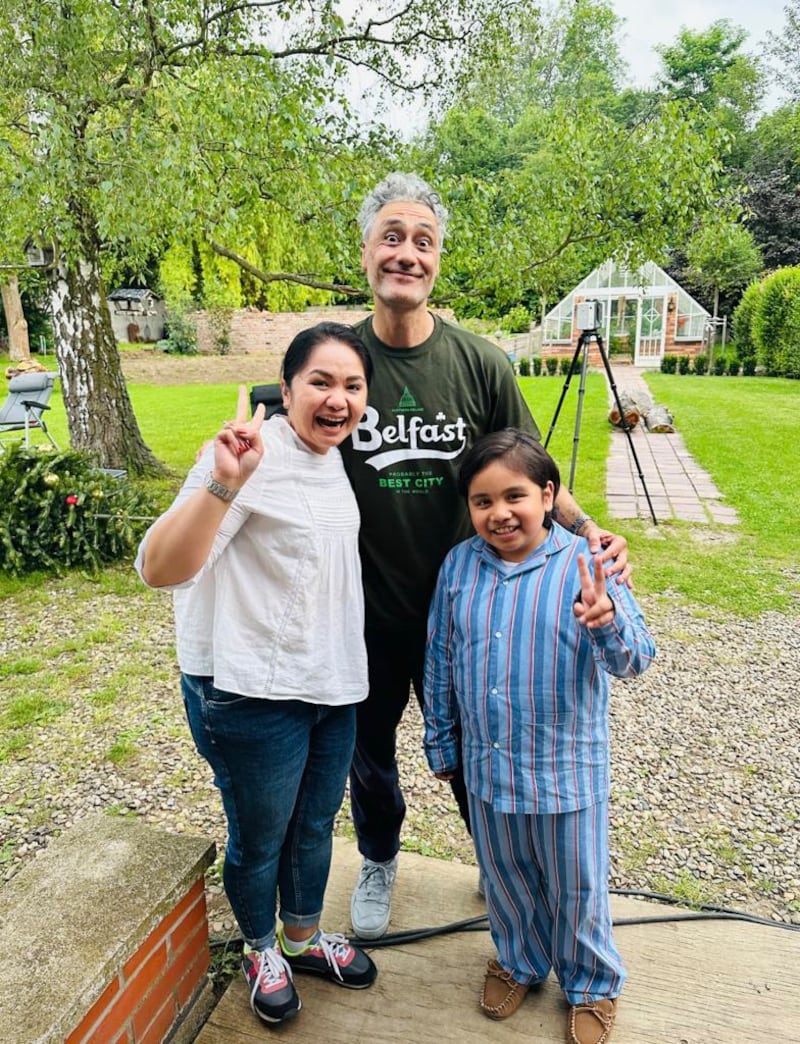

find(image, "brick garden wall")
[189,306,457,355]
[65,879,210,1044]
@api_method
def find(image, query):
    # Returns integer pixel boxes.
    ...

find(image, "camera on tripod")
[576,300,603,332]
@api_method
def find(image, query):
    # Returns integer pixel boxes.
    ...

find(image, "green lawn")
[4,363,800,617]
[519,372,800,617]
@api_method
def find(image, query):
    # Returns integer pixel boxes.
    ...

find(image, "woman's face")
[281,339,368,454]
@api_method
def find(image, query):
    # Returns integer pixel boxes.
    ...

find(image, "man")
[338,172,629,941]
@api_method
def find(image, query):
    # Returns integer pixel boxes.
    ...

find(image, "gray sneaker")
[350,856,398,940]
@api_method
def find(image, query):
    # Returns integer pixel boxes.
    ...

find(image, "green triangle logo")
[395,386,419,413]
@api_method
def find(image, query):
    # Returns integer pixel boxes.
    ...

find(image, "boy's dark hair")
[457,428,561,502]
[281,321,373,387]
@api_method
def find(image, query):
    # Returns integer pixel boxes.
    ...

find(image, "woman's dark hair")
[457,428,561,502]
[281,322,373,387]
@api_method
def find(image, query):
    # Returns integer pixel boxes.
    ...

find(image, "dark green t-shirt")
[340,315,540,629]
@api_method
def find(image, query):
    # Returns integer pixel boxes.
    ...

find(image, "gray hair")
[357,172,449,242]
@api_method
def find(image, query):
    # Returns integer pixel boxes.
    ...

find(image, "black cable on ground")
[208,887,799,954]
[349,886,800,948]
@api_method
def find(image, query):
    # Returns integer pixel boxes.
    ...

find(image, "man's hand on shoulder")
[583,521,632,587]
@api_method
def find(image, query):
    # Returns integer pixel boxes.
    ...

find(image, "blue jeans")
[181,674,356,950]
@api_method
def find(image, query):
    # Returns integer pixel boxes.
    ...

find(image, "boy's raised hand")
[573,553,615,629]
[211,385,266,490]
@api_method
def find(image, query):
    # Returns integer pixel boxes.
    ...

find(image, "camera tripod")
[543,327,658,526]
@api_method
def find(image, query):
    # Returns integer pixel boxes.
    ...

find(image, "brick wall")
[0,815,216,1044]
[65,879,210,1044]
[189,308,372,354]
[189,306,457,354]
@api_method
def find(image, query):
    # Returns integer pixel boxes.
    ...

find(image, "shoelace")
[246,945,293,1012]
[314,931,351,981]
[359,862,393,899]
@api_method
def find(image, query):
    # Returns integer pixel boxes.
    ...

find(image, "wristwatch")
[205,472,239,502]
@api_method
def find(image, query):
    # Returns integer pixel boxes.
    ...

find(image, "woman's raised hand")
[212,386,266,491]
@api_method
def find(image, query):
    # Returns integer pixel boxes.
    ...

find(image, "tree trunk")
[708,285,720,369]
[50,246,167,476]
[0,275,31,362]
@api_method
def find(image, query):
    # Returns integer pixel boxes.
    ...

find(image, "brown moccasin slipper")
[480,958,530,1020]
[567,997,618,1044]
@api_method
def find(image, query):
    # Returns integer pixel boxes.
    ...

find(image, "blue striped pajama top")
[423,523,656,815]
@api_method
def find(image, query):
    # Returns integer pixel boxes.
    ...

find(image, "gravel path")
[1,581,798,929]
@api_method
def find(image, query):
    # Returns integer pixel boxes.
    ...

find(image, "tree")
[685,220,763,363]
[0,0,518,474]
[765,0,800,100]
[0,276,30,363]
[656,20,764,162]
[419,98,730,318]
[741,104,800,269]
[412,2,732,319]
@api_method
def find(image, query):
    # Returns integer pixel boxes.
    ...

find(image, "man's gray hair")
[358,172,449,242]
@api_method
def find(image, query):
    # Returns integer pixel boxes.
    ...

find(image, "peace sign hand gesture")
[211,385,266,492]
[573,553,615,630]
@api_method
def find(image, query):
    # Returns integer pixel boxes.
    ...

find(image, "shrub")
[501,305,531,334]
[518,357,530,376]
[660,354,678,374]
[678,355,691,375]
[559,356,572,375]
[694,353,708,375]
[752,267,800,377]
[159,308,198,355]
[208,306,233,355]
[742,357,756,376]
[713,355,727,376]
[532,357,542,376]
[545,357,558,376]
[731,280,762,368]
[726,356,741,376]
[0,446,157,575]
[608,333,632,358]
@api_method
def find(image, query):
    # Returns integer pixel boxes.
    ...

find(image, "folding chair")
[250,383,284,419]
[0,371,60,451]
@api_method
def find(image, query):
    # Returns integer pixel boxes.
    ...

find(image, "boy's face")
[467,461,554,562]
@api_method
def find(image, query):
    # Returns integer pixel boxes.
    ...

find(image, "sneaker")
[567,998,618,1044]
[280,929,377,989]
[241,942,301,1024]
[350,856,398,940]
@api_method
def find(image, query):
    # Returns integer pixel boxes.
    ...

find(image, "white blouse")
[136,415,368,706]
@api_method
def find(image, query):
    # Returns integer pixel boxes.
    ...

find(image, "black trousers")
[349,623,471,863]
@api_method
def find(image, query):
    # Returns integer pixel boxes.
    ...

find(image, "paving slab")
[605,367,739,525]
[196,839,799,1044]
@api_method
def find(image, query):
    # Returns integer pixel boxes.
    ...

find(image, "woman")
[136,322,376,1027]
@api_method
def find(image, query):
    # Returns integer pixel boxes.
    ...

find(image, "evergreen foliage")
[752,267,800,378]
[731,280,764,367]
[0,447,156,575]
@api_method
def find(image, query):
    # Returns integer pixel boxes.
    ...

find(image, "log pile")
[608,391,675,433]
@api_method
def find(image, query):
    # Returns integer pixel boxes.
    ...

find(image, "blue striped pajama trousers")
[468,793,626,1005]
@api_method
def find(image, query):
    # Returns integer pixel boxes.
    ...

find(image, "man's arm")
[552,486,632,586]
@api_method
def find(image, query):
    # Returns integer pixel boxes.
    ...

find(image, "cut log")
[644,405,675,433]
[608,392,642,429]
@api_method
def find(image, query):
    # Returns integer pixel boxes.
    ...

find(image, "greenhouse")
[542,259,708,367]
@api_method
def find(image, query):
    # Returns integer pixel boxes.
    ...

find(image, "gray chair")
[0,371,59,451]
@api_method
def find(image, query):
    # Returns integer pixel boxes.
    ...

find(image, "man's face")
[361,201,441,314]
